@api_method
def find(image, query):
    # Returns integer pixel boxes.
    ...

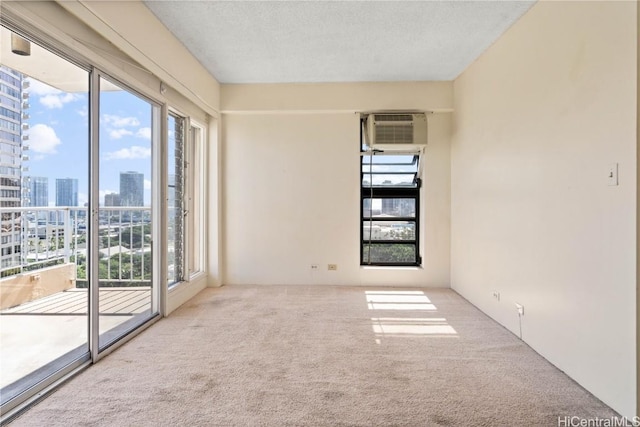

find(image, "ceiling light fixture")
[11,33,31,56]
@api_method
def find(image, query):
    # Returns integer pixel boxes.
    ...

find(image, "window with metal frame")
[360,122,422,266]
[167,117,205,285]
[167,113,185,287]
[185,123,205,278]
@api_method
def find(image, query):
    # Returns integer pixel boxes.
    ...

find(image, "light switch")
[607,163,618,186]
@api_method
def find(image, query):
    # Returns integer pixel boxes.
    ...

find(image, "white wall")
[451,1,637,418]
[222,82,451,287]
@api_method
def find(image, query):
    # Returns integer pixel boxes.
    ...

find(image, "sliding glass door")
[96,76,159,350]
[0,25,90,411]
[0,26,161,417]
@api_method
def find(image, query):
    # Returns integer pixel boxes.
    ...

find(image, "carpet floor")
[10,285,620,426]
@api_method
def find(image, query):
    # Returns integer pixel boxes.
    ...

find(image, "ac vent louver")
[375,124,413,145]
[364,112,428,151]
[373,114,413,122]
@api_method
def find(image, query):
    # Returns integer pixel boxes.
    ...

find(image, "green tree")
[119,224,151,249]
[363,244,415,263]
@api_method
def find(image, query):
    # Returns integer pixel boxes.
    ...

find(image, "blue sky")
[26,78,153,206]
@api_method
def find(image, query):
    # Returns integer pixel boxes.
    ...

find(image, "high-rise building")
[119,171,144,206]
[0,65,27,270]
[56,178,78,207]
[105,192,121,207]
[28,176,48,206]
[381,199,399,215]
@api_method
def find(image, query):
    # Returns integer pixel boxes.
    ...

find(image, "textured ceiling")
[144,1,536,84]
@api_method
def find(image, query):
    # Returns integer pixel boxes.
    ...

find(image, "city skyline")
[17,73,153,207]
[22,169,147,207]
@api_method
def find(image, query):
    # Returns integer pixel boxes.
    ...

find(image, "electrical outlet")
[515,303,524,316]
[310,264,319,270]
[607,163,618,186]
[328,264,337,271]
[492,291,500,301]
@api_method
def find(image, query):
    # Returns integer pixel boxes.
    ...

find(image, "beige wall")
[221,83,451,287]
[222,82,452,113]
[0,264,75,310]
[451,1,637,418]
[60,1,220,116]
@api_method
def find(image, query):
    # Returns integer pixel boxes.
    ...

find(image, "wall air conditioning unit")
[364,112,428,152]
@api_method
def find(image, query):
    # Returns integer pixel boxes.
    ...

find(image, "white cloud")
[78,193,88,206]
[136,127,151,140]
[28,79,60,96]
[104,145,151,160]
[103,114,140,128]
[103,115,145,140]
[77,106,88,118]
[29,124,61,154]
[40,93,78,109]
[144,179,151,190]
[28,79,80,109]
[109,129,134,140]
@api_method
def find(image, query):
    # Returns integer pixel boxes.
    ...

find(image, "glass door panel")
[97,77,156,349]
[0,27,90,407]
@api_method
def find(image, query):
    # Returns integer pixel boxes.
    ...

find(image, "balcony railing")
[0,206,154,396]
[0,206,152,287]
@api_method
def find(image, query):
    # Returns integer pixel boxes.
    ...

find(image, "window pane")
[187,125,204,277]
[0,27,90,405]
[362,155,418,174]
[363,198,416,218]
[362,221,416,241]
[362,173,416,187]
[98,77,156,349]
[361,154,417,165]
[362,163,418,174]
[362,243,417,264]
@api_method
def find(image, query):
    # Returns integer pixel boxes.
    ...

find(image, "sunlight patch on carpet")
[366,290,457,343]
[365,290,436,311]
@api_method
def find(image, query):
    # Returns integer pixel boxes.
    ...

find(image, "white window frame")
[186,121,206,280]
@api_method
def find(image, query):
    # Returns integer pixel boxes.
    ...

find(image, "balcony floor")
[0,287,151,388]
[2,287,151,315]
